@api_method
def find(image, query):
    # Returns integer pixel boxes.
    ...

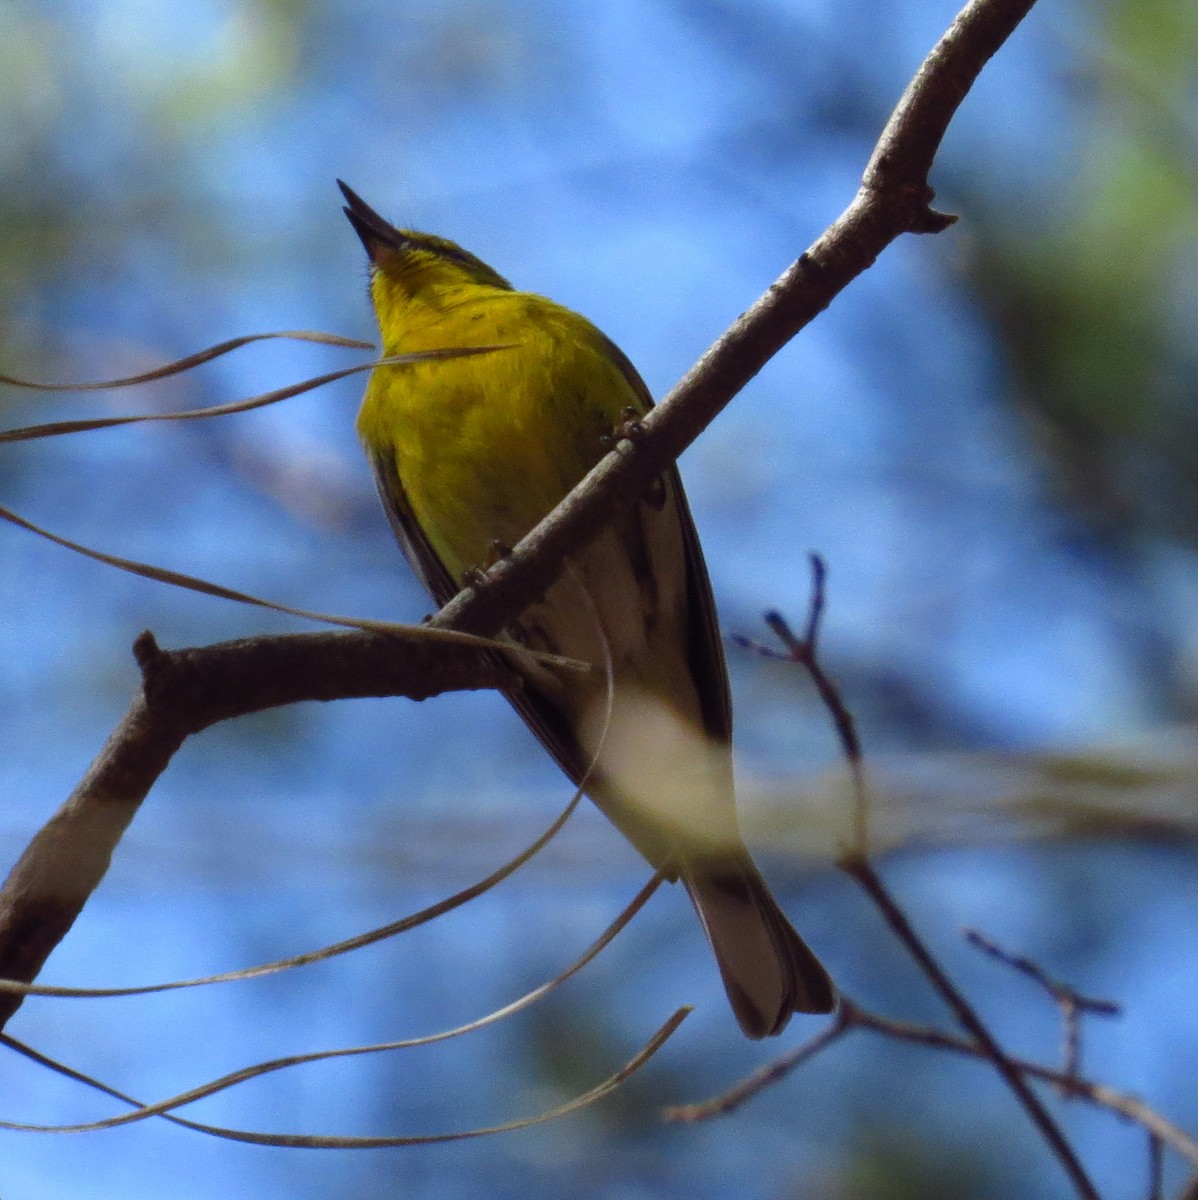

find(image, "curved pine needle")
[0,789,587,1000]
[0,875,666,1132]
[0,499,587,671]
[0,345,555,660]
[0,346,509,444]
[0,330,373,393]
[0,338,642,1139]
[0,1006,690,1146]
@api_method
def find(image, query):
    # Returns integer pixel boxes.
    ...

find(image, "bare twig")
[844,859,1101,1199]
[965,928,1121,1082]
[735,555,870,854]
[738,474,1099,1190]
[732,583,1106,1193]
[845,1007,1198,1171]
[671,994,1198,1180]
[664,1005,853,1122]
[668,997,1198,1171]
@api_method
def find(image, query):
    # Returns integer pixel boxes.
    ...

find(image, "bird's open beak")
[337,180,403,265]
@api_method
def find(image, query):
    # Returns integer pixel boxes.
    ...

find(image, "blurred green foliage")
[964,0,1198,548]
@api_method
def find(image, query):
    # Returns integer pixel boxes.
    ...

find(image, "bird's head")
[338,180,512,299]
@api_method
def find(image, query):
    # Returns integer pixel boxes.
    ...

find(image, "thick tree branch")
[0,630,505,1027]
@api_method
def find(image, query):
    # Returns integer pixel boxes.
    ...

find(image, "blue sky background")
[2,0,1197,1197]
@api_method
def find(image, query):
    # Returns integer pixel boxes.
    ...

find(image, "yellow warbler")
[340,181,834,1037]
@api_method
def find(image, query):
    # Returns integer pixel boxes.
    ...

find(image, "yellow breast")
[357,284,642,582]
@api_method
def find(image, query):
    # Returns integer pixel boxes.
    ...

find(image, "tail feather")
[683,855,835,1038]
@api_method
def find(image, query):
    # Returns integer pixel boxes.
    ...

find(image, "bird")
[339,180,835,1037]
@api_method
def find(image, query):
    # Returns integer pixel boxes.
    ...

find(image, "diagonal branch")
[436,0,1039,640]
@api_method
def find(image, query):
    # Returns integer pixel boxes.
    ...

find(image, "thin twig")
[669,997,1198,1171]
[730,554,1100,1191]
[664,1006,853,1122]
[845,858,1102,1200]
[735,555,869,855]
[1147,1133,1163,1200]
[965,928,1121,1083]
[847,1007,1198,1170]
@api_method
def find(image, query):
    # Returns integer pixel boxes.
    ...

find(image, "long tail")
[683,853,835,1038]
